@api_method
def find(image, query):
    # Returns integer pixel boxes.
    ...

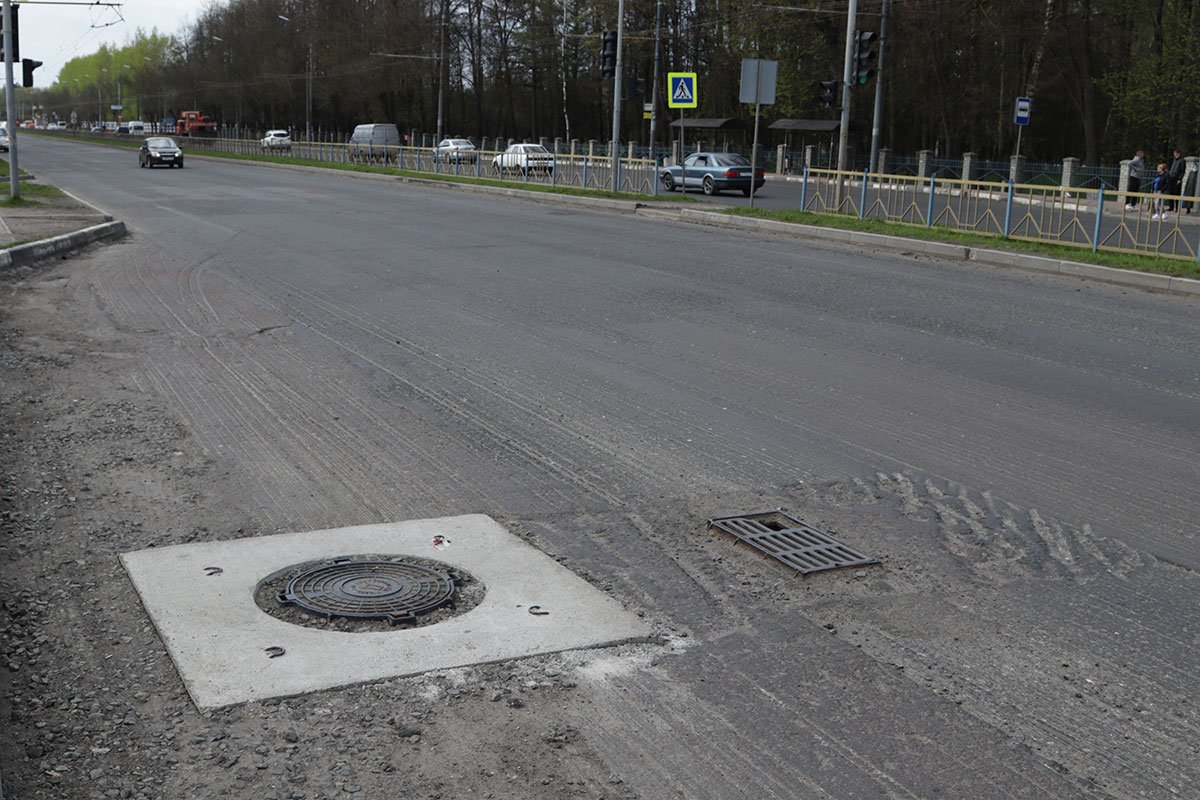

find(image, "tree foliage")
[23,0,1200,163]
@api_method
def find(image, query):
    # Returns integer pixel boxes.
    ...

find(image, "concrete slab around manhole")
[121,514,655,710]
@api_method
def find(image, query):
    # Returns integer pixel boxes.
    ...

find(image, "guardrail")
[175,136,659,195]
[799,168,1200,262]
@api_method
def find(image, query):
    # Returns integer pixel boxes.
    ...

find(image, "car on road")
[434,138,478,164]
[661,152,765,196]
[492,143,555,177]
[139,136,183,168]
[261,129,292,151]
[90,125,104,133]
[0,132,8,152]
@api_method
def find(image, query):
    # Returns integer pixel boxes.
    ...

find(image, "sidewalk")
[0,179,124,268]
[0,187,111,246]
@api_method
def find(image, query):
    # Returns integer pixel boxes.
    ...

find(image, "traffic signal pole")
[868,0,889,174]
[3,0,17,199]
[836,0,857,173]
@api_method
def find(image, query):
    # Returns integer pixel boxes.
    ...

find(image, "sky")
[20,0,208,87]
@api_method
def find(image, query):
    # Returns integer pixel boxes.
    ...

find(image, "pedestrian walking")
[1151,161,1170,220]
[1166,148,1186,211]
[1126,149,1145,209]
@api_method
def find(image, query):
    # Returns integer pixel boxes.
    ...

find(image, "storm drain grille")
[278,558,458,624]
[708,510,878,575]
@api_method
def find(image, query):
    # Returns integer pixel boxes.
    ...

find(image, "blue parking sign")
[1014,96,1032,126]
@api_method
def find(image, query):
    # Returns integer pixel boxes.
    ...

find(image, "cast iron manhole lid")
[708,510,878,576]
[278,557,459,624]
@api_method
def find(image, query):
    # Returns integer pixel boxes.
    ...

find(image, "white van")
[348,123,400,161]
[128,121,146,135]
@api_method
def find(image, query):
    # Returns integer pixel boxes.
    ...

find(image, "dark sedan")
[661,152,765,196]
[139,137,183,168]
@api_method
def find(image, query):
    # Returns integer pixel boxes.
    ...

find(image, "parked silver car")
[434,138,478,163]
[661,152,765,196]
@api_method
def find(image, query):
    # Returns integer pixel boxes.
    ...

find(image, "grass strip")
[725,207,1200,279]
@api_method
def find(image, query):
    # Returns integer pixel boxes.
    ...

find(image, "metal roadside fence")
[798,167,1200,262]
[178,136,659,195]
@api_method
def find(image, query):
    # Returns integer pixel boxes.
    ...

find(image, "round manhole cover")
[255,555,484,632]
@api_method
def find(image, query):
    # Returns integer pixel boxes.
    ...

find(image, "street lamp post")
[278,14,312,142]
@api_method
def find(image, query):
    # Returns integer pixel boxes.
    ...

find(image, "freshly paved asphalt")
[11,134,1200,798]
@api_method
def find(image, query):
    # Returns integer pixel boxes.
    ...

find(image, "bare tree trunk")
[1024,0,1056,98]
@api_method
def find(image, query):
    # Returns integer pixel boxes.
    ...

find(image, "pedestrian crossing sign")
[668,72,698,109]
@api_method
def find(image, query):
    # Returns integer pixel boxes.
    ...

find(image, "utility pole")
[647,0,662,164]
[435,0,447,146]
[868,0,889,173]
[836,0,858,172]
[3,0,17,199]
[609,0,625,192]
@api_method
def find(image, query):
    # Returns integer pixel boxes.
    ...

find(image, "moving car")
[434,138,477,163]
[660,152,765,196]
[492,143,555,177]
[0,132,8,152]
[261,129,292,151]
[138,136,183,168]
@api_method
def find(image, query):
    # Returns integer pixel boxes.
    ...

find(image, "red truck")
[175,110,218,137]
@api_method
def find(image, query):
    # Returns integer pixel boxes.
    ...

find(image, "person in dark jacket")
[1166,148,1186,211]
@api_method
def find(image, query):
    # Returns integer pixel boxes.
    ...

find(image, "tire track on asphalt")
[261,276,632,507]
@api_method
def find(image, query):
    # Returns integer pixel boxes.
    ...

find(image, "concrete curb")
[0,220,127,270]
[635,206,1200,297]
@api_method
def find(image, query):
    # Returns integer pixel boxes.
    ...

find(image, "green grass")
[726,207,1200,279]
[0,158,65,203]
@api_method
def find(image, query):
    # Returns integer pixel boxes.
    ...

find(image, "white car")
[491,143,555,177]
[260,129,292,151]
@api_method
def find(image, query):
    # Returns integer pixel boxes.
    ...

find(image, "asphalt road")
[10,134,1200,798]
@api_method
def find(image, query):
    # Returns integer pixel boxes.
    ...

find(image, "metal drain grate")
[708,510,878,575]
[278,558,459,624]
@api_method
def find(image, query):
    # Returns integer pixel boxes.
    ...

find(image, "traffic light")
[622,77,644,100]
[600,31,617,78]
[853,30,878,85]
[21,58,40,88]
[1,3,19,63]
[818,80,838,108]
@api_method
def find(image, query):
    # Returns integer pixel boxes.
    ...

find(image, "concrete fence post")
[804,145,816,169]
[917,149,933,179]
[1186,156,1200,209]
[628,140,637,159]
[776,144,787,174]
[1009,155,1026,185]
[588,139,597,158]
[1061,157,1079,189]
[961,152,975,182]
[570,139,579,156]
[553,137,562,154]
[410,128,418,147]
[1118,160,1131,194]
[878,147,890,175]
